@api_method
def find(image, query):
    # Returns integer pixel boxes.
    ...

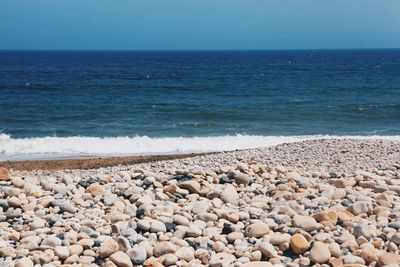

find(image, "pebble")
[309,241,331,263]
[110,251,133,267]
[0,167,11,181]
[98,239,119,258]
[258,241,277,258]
[153,241,177,257]
[15,257,34,267]
[290,233,310,255]
[245,221,269,238]
[293,215,318,232]
[127,246,147,264]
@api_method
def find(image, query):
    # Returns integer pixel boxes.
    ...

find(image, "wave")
[1,134,400,161]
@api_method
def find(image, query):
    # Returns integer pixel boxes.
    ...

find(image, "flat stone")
[41,236,62,247]
[293,215,318,232]
[150,220,167,233]
[173,214,190,226]
[245,221,269,238]
[15,257,34,267]
[110,251,133,267]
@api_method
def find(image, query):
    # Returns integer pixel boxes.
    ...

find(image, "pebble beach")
[1,138,400,267]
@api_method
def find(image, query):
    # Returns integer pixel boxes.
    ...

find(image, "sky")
[1,0,400,50]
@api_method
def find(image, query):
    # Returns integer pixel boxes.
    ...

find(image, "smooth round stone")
[164,253,178,266]
[150,220,167,233]
[313,210,338,225]
[197,212,218,222]
[349,201,370,215]
[290,234,309,255]
[153,242,177,257]
[54,246,70,259]
[245,222,269,238]
[0,167,11,181]
[173,214,190,226]
[293,215,318,232]
[15,257,34,267]
[192,200,212,215]
[97,239,119,258]
[41,236,62,247]
[110,251,133,267]
[69,244,83,256]
[220,185,239,204]
[378,253,400,266]
[176,247,195,262]
[231,172,251,185]
[270,233,291,245]
[258,241,277,258]
[309,241,331,264]
[342,255,366,265]
[29,217,47,230]
[127,246,147,264]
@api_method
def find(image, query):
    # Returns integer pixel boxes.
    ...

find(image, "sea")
[1,49,400,160]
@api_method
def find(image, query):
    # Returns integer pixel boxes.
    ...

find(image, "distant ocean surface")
[1,50,400,160]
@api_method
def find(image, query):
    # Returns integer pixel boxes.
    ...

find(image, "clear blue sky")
[1,0,399,50]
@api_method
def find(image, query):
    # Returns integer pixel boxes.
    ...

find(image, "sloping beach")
[1,138,400,266]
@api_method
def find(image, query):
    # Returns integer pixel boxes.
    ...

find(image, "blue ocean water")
[0,49,399,159]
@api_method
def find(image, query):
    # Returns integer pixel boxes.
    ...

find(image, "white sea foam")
[1,134,400,161]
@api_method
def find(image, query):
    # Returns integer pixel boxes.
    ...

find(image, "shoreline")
[0,152,217,172]
[2,137,400,171]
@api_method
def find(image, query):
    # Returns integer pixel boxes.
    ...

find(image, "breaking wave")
[1,134,400,161]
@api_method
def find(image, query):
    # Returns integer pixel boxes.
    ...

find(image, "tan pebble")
[269,258,282,265]
[109,251,133,267]
[292,215,318,232]
[245,221,269,238]
[309,241,331,264]
[64,254,79,264]
[378,253,400,266]
[290,234,310,255]
[0,247,16,257]
[15,257,34,267]
[86,183,105,197]
[153,241,177,257]
[313,210,338,225]
[98,239,119,258]
[0,167,11,181]
[69,244,83,256]
[330,258,343,267]
[361,246,379,265]
[54,246,69,260]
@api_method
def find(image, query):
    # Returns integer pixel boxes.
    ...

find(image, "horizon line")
[1,47,400,52]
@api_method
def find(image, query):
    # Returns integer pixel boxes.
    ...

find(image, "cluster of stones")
[1,139,400,267]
